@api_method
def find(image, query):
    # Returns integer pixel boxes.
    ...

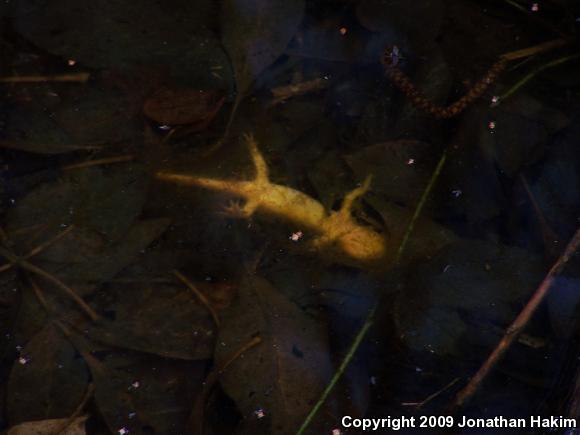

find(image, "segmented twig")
[382,46,507,119]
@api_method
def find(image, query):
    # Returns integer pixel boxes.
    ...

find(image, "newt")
[155,134,391,270]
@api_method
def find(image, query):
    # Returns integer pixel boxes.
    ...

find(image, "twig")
[296,305,377,435]
[269,78,329,106]
[23,261,100,322]
[0,140,103,152]
[203,93,242,156]
[61,155,135,171]
[449,228,580,411]
[499,38,569,61]
[29,277,52,314]
[0,225,75,273]
[401,377,460,409]
[519,174,560,253]
[499,0,568,38]
[501,53,580,99]
[186,335,262,435]
[173,270,220,327]
[0,247,99,322]
[0,73,90,83]
[395,150,447,264]
[51,383,94,435]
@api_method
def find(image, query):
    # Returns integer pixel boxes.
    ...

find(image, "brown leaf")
[196,279,237,311]
[215,276,332,435]
[344,140,434,205]
[6,325,90,425]
[143,87,225,127]
[7,415,88,435]
[81,350,206,435]
[221,0,305,96]
[82,283,216,360]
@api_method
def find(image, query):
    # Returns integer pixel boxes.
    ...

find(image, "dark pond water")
[0,0,579,434]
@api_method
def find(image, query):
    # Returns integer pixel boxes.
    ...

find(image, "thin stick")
[501,53,580,99]
[51,383,94,435]
[395,150,447,264]
[23,261,100,322]
[402,377,460,409]
[186,335,262,435]
[0,225,75,273]
[499,38,569,61]
[4,223,46,239]
[26,225,75,258]
[29,277,52,314]
[269,78,328,106]
[0,140,103,152]
[0,247,99,322]
[296,305,377,435]
[61,155,135,171]
[0,73,90,83]
[203,94,242,156]
[450,228,580,411]
[173,270,220,327]
[519,174,560,251]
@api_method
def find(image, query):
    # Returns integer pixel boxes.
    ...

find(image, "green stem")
[295,305,377,435]
[296,149,449,434]
[395,150,448,264]
[501,54,580,100]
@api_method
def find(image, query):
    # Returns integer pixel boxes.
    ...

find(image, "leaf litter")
[1,0,580,433]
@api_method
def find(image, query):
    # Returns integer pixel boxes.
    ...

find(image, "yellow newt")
[155,134,391,270]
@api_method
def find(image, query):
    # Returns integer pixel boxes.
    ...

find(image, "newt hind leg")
[339,175,373,216]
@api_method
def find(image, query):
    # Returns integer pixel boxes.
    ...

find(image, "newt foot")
[217,200,256,219]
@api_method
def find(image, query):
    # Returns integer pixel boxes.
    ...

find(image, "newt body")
[156,135,390,270]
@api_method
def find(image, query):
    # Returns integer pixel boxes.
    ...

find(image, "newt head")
[315,210,389,269]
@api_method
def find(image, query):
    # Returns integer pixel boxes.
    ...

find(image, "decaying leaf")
[143,87,225,127]
[81,283,216,360]
[11,0,231,88]
[215,276,332,435]
[80,349,206,435]
[7,415,88,435]
[344,140,435,205]
[6,165,147,243]
[356,0,443,47]
[395,240,545,357]
[221,0,305,97]
[48,219,171,288]
[1,87,135,155]
[365,195,456,266]
[6,324,90,425]
[4,166,168,297]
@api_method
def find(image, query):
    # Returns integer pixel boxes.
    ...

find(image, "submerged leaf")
[215,276,332,435]
[7,415,88,435]
[11,0,230,88]
[344,140,434,205]
[82,283,215,360]
[81,350,206,435]
[221,0,305,96]
[6,165,147,243]
[395,240,545,357]
[6,324,90,425]
[143,87,225,127]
